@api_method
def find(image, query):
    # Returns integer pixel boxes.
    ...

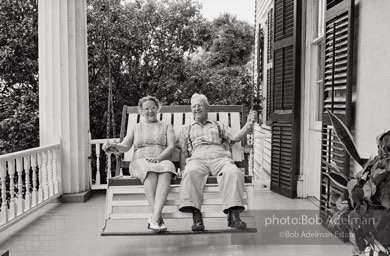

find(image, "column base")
[60,190,92,203]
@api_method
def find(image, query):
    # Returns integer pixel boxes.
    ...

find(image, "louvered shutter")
[257,25,264,77]
[267,8,274,63]
[257,25,264,107]
[266,68,273,121]
[319,0,355,225]
[270,0,302,198]
[266,8,274,122]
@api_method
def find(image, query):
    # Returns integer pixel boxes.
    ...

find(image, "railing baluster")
[52,148,59,194]
[31,153,38,207]
[95,143,101,186]
[24,155,32,211]
[47,150,54,197]
[16,158,24,215]
[0,161,8,224]
[37,153,43,204]
[8,160,16,220]
[42,151,49,200]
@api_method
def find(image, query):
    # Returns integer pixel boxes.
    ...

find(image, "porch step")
[107,184,253,194]
[111,198,249,207]
[108,185,225,194]
[109,211,255,220]
[109,176,253,186]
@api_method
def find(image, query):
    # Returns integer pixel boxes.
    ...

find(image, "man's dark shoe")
[227,209,247,229]
[191,209,205,231]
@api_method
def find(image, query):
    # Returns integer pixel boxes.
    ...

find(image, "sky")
[196,0,255,24]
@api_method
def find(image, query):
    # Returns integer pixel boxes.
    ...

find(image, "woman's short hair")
[191,93,210,108]
[137,96,161,113]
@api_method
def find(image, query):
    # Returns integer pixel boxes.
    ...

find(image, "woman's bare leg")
[143,172,158,215]
[152,172,172,222]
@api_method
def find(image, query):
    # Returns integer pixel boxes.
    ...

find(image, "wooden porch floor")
[0,190,354,256]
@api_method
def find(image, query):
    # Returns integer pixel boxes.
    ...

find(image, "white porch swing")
[100,0,258,236]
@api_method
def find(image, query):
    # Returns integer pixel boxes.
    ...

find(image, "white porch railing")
[90,138,119,190]
[0,143,61,231]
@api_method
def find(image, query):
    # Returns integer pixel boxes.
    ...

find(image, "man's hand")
[247,109,257,124]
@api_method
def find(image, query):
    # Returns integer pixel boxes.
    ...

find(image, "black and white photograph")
[0,0,389,255]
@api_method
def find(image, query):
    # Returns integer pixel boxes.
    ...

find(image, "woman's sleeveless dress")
[129,121,176,183]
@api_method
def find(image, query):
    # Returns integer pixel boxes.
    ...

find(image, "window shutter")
[267,8,274,63]
[257,25,264,76]
[266,68,273,121]
[256,26,265,116]
[319,0,355,225]
[270,0,302,198]
[266,8,274,122]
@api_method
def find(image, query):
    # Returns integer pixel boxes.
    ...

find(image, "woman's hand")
[102,141,120,154]
[146,157,160,163]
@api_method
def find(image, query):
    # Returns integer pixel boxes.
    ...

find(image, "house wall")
[353,0,390,163]
[253,0,390,196]
[255,0,272,124]
[254,0,273,188]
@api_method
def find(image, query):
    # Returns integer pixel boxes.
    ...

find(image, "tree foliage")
[0,0,255,153]
[0,0,39,154]
[87,0,211,138]
[88,1,255,139]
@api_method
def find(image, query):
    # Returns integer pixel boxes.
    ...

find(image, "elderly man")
[178,93,256,231]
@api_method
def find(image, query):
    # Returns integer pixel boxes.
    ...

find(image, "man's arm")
[228,110,257,142]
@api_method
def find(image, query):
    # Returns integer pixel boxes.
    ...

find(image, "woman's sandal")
[147,217,160,232]
[159,218,167,232]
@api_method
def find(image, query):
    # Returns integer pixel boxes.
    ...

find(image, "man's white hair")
[191,93,210,108]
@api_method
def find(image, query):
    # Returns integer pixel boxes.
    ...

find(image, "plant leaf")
[380,182,390,209]
[372,169,388,185]
[351,185,364,205]
[354,227,367,251]
[362,179,376,202]
[328,171,349,189]
[348,211,361,230]
[327,211,342,230]
[326,108,366,166]
[347,179,358,206]
[322,159,346,178]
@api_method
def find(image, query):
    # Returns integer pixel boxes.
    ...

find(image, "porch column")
[38,0,90,194]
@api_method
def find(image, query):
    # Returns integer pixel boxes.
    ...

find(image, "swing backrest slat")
[118,105,248,173]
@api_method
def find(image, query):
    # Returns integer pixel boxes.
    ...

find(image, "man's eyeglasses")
[143,106,158,111]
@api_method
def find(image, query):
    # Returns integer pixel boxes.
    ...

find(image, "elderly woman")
[103,96,176,232]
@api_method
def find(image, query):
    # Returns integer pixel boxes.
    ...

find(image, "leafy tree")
[170,13,255,109]
[0,0,39,154]
[87,4,255,141]
[0,0,255,153]
[206,13,254,66]
[87,0,209,138]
